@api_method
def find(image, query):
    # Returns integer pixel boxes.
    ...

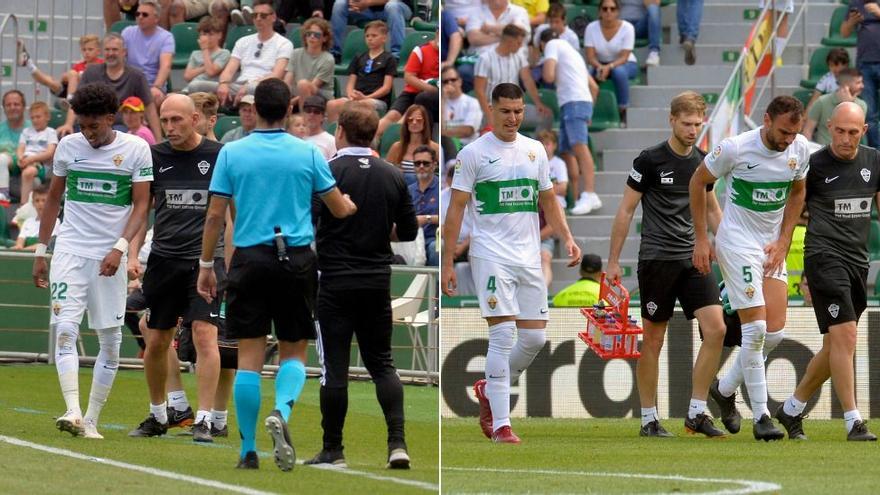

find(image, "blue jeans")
[425,238,438,267]
[624,3,661,52]
[558,101,593,154]
[676,0,704,42]
[860,62,880,147]
[590,61,639,108]
[331,0,412,58]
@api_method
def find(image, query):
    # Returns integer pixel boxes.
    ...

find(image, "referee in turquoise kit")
[197,78,356,471]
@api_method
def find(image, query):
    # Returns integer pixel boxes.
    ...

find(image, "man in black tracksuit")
[306,102,419,469]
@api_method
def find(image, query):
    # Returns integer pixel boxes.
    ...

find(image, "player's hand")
[127,257,143,281]
[564,238,582,267]
[57,124,74,138]
[197,266,217,303]
[99,249,123,277]
[32,257,49,289]
[763,239,788,277]
[606,260,622,285]
[692,237,713,275]
[441,261,457,296]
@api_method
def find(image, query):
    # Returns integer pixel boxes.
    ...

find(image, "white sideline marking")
[0,434,275,495]
[445,467,781,495]
[300,460,439,491]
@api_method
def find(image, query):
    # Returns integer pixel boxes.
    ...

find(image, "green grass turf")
[442,417,880,494]
[0,363,438,494]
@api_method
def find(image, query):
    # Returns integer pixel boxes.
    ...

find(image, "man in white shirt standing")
[441,66,483,147]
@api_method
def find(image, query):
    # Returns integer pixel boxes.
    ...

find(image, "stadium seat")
[800,47,846,90]
[821,6,857,47]
[398,32,436,74]
[214,115,241,138]
[0,207,14,247]
[333,76,342,99]
[335,28,366,75]
[287,26,302,49]
[110,20,134,33]
[792,89,812,109]
[49,108,65,129]
[325,121,337,135]
[225,25,256,51]
[589,89,621,132]
[380,122,401,157]
[171,22,199,69]
[566,4,598,24]
[412,0,439,32]
[870,220,880,260]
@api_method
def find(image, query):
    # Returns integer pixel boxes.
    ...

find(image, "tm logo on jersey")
[730,178,791,212]
[834,198,872,219]
[165,189,209,209]
[77,178,117,196]
[474,179,539,214]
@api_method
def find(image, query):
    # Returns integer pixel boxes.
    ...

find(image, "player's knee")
[516,329,546,354]
[97,328,122,365]
[55,322,79,355]
[487,322,515,354]
[829,325,857,351]
[741,319,767,351]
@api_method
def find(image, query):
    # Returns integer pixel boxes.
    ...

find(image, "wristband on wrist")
[113,237,129,253]
[199,258,215,269]
[34,243,48,257]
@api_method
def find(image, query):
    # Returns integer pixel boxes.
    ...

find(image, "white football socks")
[844,410,862,433]
[641,407,658,426]
[484,321,515,432]
[739,320,769,421]
[211,409,227,430]
[54,322,82,416]
[167,390,190,412]
[688,399,707,420]
[508,328,545,385]
[150,401,169,425]
[718,329,784,398]
[84,327,121,427]
[783,395,806,417]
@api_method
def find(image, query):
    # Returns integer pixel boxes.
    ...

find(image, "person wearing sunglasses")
[584,0,639,126]
[302,95,337,160]
[283,18,335,112]
[121,0,175,108]
[408,145,440,267]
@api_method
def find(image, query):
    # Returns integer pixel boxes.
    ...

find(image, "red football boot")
[473,379,493,439]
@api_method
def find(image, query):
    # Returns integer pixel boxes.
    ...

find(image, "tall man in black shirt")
[128,94,226,443]
[775,102,879,441]
[607,91,727,438]
[305,103,419,469]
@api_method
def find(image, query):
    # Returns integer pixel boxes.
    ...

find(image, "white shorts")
[471,256,549,320]
[49,251,128,329]
[716,246,786,310]
[759,0,794,13]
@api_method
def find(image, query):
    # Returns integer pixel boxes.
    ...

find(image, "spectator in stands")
[0,90,29,205]
[512,0,549,27]
[551,253,602,307]
[103,0,140,32]
[806,48,850,112]
[761,0,792,62]
[284,18,335,111]
[17,35,103,110]
[220,94,257,142]
[441,6,464,72]
[330,0,411,60]
[620,0,660,67]
[537,129,568,208]
[584,0,638,125]
[459,0,530,90]
[539,29,601,215]
[441,66,482,148]
[122,0,175,107]
[409,145,440,266]
[13,185,59,251]
[326,20,396,122]
[842,2,880,147]
[376,31,439,141]
[158,0,213,28]
[181,18,231,95]
[446,0,474,25]
[61,33,162,141]
[232,0,326,25]
[189,91,220,140]
[302,95,337,159]
[209,0,236,46]
[287,114,308,138]
[16,102,57,209]
[676,0,702,65]
[532,3,580,52]
[120,96,157,145]
[804,68,867,146]
[192,0,293,108]
[387,104,439,186]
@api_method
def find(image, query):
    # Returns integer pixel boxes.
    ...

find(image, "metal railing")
[0,13,20,92]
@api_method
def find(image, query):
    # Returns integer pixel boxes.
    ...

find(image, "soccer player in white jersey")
[689,95,810,441]
[32,83,153,439]
[442,82,582,444]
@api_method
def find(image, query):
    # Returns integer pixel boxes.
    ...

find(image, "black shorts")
[637,258,720,322]
[142,253,226,330]
[225,245,317,342]
[804,253,867,334]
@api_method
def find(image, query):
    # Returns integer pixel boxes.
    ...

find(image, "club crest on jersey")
[861,168,871,183]
[487,295,498,310]
[712,145,722,158]
[197,160,211,175]
[787,157,797,170]
[454,159,462,172]
[112,154,124,167]
[528,151,535,162]
[646,301,657,316]
[52,302,61,316]
[828,304,840,318]
[745,284,756,299]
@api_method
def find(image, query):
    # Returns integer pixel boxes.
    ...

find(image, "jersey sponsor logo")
[112,154,124,167]
[861,168,871,183]
[165,189,209,209]
[474,178,539,214]
[197,160,211,175]
[746,163,760,169]
[828,303,840,318]
[834,197,872,218]
[629,168,643,183]
[730,177,791,212]
[661,177,673,185]
[73,157,87,163]
[646,301,657,316]
[358,157,370,168]
[159,166,174,173]
[139,166,153,177]
[825,176,840,183]
[488,157,502,165]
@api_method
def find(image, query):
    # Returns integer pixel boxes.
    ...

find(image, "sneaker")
[684,413,725,438]
[128,414,168,437]
[265,410,296,471]
[304,448,347,468]
[241,5,253,24]
[16,40,30,67]
[753,414,784,441]
[236,451,259,469]
[586,191,603,212]
[774,404,807,440]
[56,410,84,437]
[192,419,213,443]
[210,424,228,437]
[639,420,674,437]
[645,50,660,67]
[473,379,493,439]
[682,39,696,66]
[387,447,411,469]
[709,379,741,434]
[569,195,593,215]
[82,421,104,439]
[491,425,521,444]
[847,420,878,441]
[229,8,245,25]
[167,406,194,428]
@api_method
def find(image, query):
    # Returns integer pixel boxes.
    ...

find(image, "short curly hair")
[70,83,120,117]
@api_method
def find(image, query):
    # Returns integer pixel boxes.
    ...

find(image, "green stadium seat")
[333,76,342,99]
[49,108,65,129]
[870,220,880,261]
[110,20,134,33]
[171,22,199,69]
[0,207,14,247]
[214,115,241,138]
[225,25,256,51]
[800,47,849,90]
[793,89,813,108]
[589,89,621,132]
[412,0,439,31]
[566,4,598,24]
[335,28,366,75]
[287,26,303,49]
[821,6,857,47]
[380,122,401,157]
[398,32,436,74]
[325,121,337,135]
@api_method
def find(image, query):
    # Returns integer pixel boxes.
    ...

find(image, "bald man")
[774,102,879,441]
[128,94,227,443]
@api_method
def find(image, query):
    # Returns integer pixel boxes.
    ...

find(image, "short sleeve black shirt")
[348,51,398,106]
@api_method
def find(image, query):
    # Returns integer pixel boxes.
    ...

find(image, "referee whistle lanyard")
[273,226,289,262]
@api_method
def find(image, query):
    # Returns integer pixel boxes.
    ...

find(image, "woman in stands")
[386,104,439,187]
[583,0,639,125]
